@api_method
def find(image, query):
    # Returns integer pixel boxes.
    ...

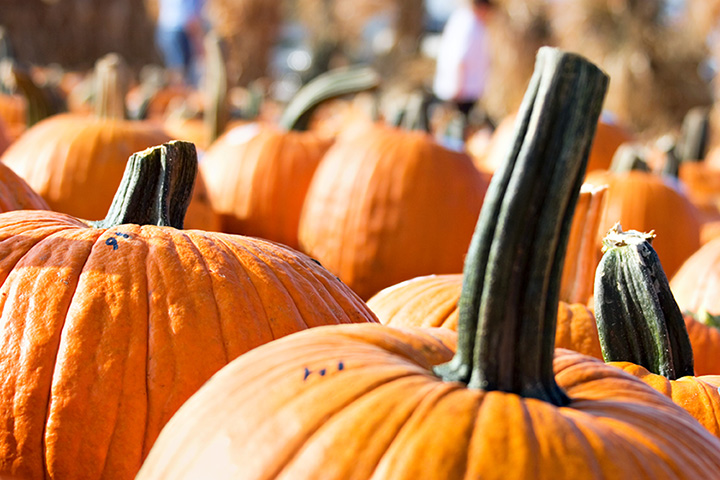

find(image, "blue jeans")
[155,27,192,77]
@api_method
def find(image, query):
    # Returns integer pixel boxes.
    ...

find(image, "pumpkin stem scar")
[433,47,608,405]
[595,227,694,380]
[89,141,197,229]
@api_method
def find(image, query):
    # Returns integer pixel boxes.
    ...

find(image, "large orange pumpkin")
[0,141,377,480]
[298,123,488,299]
[0,54,218,231]
[138,49,720,479]
[594,226,720,436]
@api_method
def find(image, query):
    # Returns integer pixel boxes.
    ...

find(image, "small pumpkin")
[594,225,720,437]
[0,141,377,480]
[138,48,720,480]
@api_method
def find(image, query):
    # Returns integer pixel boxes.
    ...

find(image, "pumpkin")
[0,141,377,480]
[367,184,607,359]
[594,225,720,437]
[671,235,720,315]
[298,123,488,300]
[200,66,379,248]
[0,54,219,231]
[138,48,720,480]
[0,161,48,212]
[584,168,702,279]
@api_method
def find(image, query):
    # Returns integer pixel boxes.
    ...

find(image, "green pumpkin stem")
[594,224,695,380]
[90,141,197,229]
[94,53,129,120]
[433,47,608,405]
[277,65,380,131]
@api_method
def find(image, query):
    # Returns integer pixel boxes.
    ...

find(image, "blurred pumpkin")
[0,54,218,230]
[200,66,380,248]
[0,141,377,480]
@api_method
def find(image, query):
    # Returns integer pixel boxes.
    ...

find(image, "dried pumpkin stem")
[90,141,197,229]
[94,53,129,120]
[434,47,608,405]
[595,225,694,379]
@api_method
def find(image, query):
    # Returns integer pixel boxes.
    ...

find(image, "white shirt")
[433,6,490,102]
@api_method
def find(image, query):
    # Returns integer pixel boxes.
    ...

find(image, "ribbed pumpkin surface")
[0,161,48,212]
[0,209,376,480]
[298,125,487,299]
[137,325,720,479]
[201,123,332,248]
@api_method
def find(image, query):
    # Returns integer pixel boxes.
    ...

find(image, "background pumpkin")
[138,49,720,480]
[200,66,380,249]
[298,122,488,300]
[0,141,377,480]
[0,54,218,230]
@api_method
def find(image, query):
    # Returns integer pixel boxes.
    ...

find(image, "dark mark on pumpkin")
[303,361,345,381]
[106,238,119,250]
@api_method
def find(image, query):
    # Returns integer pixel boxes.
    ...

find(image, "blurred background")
[2,0,720,137]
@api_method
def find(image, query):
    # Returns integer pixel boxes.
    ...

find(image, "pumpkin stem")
[203,30,229,144]
[594,224,695,380]
[277,65,380,131]
[94,53,129,120]
[89,141,197,229]
[433,47,608,405]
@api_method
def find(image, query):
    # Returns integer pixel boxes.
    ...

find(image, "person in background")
[155,0,206,86]
[432,0,494,133]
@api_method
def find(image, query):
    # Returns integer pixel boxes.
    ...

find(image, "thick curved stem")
[434,47,608,405]
[90,141,197,229]
[595,225,694,380]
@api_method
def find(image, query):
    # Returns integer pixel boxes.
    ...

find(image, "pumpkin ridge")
[179,230,229,363]
[366,380,477,479]
[212,234,299,336]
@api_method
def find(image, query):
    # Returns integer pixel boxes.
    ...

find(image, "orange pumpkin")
[584,169,702,279]
[0,161,48,212]
[138,49,720,480]
[298,124,488,299]
[200,66,379,248]
[0,54,218,230]
[0,141,377,480]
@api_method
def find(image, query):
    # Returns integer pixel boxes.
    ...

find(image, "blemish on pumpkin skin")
[303,361,345,381]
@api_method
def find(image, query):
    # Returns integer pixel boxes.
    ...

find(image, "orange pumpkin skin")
[671,237,720,315]
[200,123,333,248]
[0,161,48,212]
[0,209,377,480]
[611,362,720,438]
[368,274,602,359]
[0,114,217,230]
[298,125,488,299]
[0,93,27,142]
[684,315,720,375]
[137,325,720,479]
[585,170,702,279]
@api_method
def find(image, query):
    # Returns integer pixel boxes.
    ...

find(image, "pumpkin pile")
[136,48,720,479]
[0,22,719,478]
